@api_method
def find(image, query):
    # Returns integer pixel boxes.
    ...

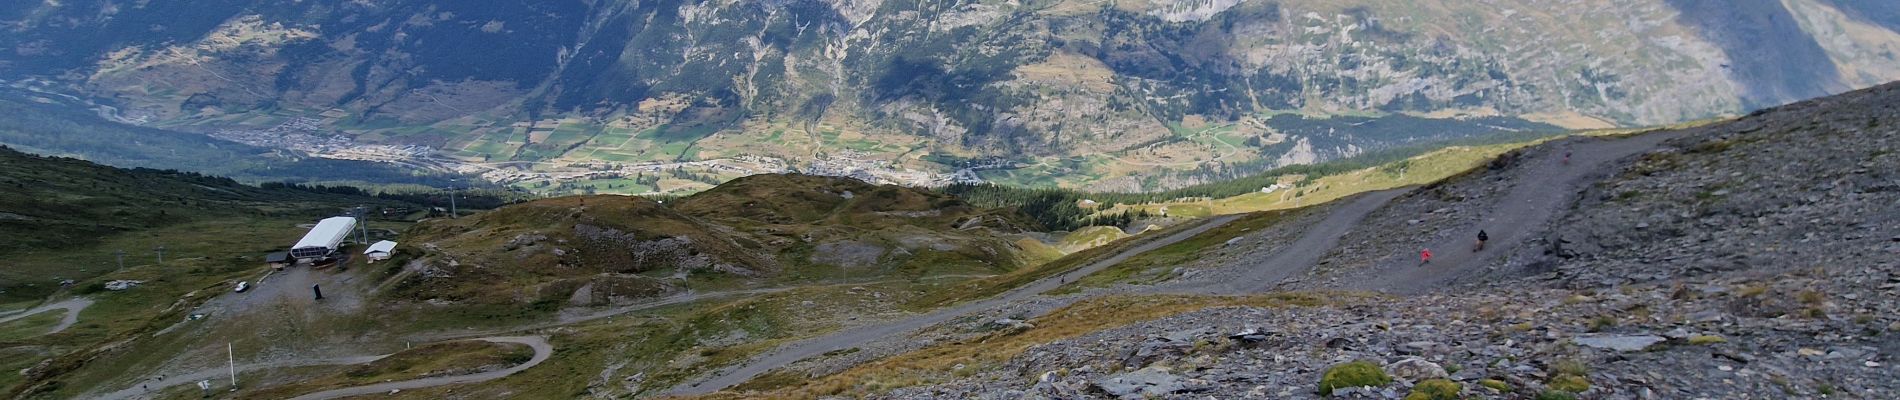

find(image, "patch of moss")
[1588,315,1618,331]
[1548,359,1589,377]
[1536,390,1580,400]
[1403,379,1462,400]
[1479,378,1512,392]
[1688,335,1727,345]
[1549,373,1591,393]
[1319,361,1392,395]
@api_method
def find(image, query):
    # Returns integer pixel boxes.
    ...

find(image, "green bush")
[1404,379,1462,400]
[1318,361,1392,395]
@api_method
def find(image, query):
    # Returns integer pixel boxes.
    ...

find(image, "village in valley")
[203,116,999,195]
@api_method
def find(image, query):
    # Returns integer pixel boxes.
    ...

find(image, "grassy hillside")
[0,146,424,302]
[390,174,1042,320]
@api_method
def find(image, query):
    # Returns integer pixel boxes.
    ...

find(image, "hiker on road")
[1474,230,1489,251]
[1420,248,1433,265]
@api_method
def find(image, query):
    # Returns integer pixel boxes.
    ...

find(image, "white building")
[291,216,357,259]
[364,240,398,262]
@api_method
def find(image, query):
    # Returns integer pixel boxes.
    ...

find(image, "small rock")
[1387,357,1448,380]
[1663,328,1693,340]
[1867,361,1883,368]
[1397,341,1443,356]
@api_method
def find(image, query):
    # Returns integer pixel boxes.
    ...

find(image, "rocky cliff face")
[3,0,1898,188]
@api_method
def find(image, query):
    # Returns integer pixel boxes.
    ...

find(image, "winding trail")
[284,336,551,400]
[0,297,93,335]
[665,214,1246,395]
[93,336,549,400]
[1206,189,1411,294]
[1349,130,1691,293]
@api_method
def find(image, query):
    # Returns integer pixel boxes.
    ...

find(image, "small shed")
[364,240,398,262]
[265,252,291,268]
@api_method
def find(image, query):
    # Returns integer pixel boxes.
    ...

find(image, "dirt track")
[283,336,552,400]
[1344,130,1691,293]
[664,214,1245,395]
[92,336,550,400]
[0,297,92,335]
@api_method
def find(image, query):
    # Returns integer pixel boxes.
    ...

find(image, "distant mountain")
[3,0,1897,191]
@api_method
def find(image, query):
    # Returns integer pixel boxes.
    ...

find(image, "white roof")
[364,240,398,254]
[294,216,357,250]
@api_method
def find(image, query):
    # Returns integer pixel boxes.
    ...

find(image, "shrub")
[1797,290,1826,305]
[1404,379,1462,400]
[1318,361,1392,395]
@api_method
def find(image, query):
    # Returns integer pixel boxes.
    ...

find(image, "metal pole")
[155,246,165,264]
[115,250,126,269]
[228,342,237,389]
[449,181,458,219]
[356,206,370,244]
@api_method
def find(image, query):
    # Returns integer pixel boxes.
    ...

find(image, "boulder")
[1387,357,1449,381]
[1092,366,1192,399]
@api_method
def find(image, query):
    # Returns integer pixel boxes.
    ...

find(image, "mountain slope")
[0,144,426,308]
[716,73,1900,400]
[4,0,1898,190]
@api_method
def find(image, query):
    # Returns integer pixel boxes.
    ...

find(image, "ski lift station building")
[364,240,398,262]
[291,216,357,259]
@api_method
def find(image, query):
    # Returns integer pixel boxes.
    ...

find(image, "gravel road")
[664,214,1247,395]
[284,336,552,400]
[92,336,550,400]
[1345,130,1692,293]
[0,297,92,335]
